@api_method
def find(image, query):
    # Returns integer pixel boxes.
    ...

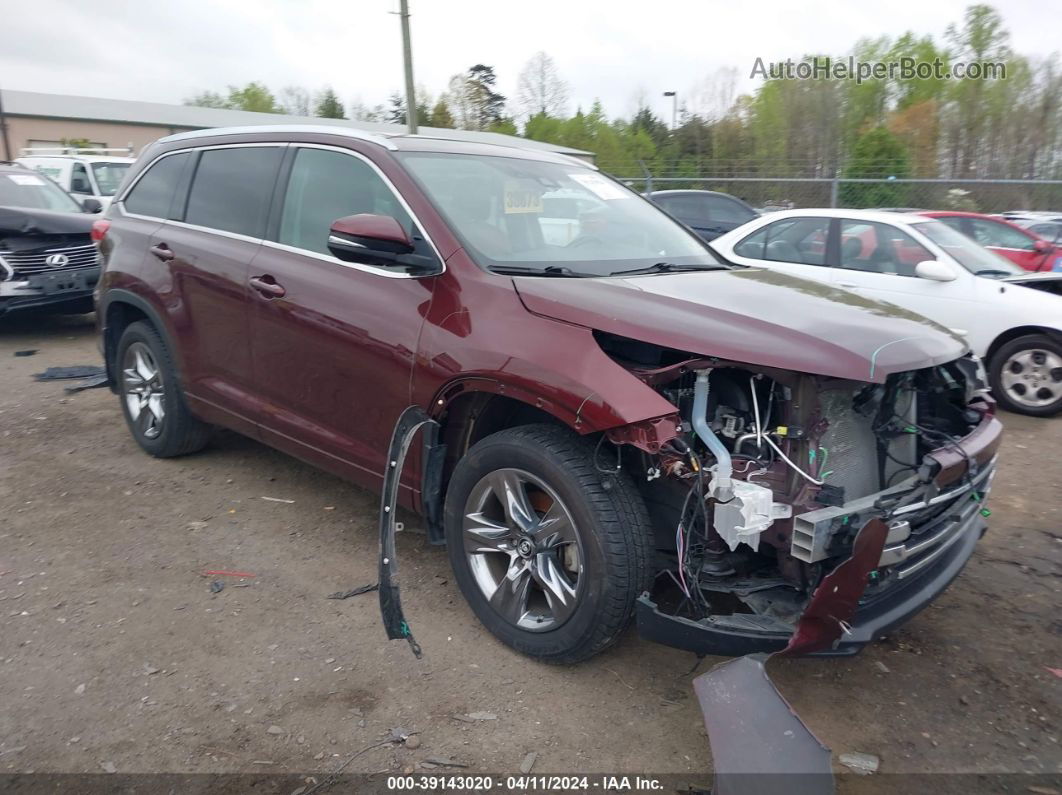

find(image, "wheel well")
[985,326,1062,366]
[103,301,150,376]
[437,392,563,487]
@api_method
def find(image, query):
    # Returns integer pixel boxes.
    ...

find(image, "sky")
[1,0,1057,122]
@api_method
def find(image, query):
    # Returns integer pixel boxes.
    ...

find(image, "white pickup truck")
[16,148,135,211]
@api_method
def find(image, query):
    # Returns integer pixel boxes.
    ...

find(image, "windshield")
[0,171,83,213]
[396,152,723,276]
[90,162,131,196]
[914,220,1024,277]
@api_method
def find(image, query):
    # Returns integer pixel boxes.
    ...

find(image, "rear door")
[727,216,834,283]
[150,144,284,432]
[248,144,439,488]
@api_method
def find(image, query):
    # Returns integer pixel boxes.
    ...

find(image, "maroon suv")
[95,125,1001,663]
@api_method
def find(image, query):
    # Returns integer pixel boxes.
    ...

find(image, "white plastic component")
[710,478,781,552]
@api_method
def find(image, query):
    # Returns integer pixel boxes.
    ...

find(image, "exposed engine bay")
[594,331,999,654]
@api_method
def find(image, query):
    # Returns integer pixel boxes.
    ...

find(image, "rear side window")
[70,163,92,195]
[185,147,283,238]
[124,153,190,219]
[704,195,756,224]
[746,218,830,266]
[277,147,412,255]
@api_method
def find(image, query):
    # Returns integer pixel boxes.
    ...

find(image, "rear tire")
[989,334,1062,417]
[443,424,652,664]
[116,321,211,457]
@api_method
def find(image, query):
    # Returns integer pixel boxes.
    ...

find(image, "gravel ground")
[1,312,1059,792]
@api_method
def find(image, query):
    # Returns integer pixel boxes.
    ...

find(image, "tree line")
[185,3,1061,191]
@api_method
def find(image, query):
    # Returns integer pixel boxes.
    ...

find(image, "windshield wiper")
[609,261,728,277]
[489,265,595,278]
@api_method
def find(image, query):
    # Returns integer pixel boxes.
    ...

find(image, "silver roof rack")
[19,146,135,156]
[157,125,398,151]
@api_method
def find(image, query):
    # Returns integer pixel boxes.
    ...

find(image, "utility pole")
[399,0,417,134]
[663,90,677,131]
[0,88,11,161]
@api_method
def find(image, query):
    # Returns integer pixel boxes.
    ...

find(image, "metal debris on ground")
[260,496,296,503]
[64,374,109,393]
[202,569,255,579]
[838,752,881,775]
[424,756,467,768]
[328,583,379,600]
[209,581,224,594]
[14,350,38,357]
[33,365,106,380]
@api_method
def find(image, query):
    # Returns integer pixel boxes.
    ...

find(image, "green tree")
[314,87,346,119]
[184,82,281,113]
[840,126,911,207]
[429,98,455,128]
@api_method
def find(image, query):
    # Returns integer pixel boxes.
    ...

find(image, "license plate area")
[27,267,98,295]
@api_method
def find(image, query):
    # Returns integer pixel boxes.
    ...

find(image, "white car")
[15,149,135,211]
[711,208,1062,416]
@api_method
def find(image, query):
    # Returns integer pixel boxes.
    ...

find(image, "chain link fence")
[607,170,1062,214]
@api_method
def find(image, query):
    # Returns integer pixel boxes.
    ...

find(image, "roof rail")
[157,125,398,150]
[18,147,135,156]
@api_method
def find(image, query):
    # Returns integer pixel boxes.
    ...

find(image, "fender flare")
[98,288,181,383]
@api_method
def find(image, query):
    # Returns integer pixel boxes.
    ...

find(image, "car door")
[828,219,977,337]
[151,144,284,432]
[248,144,439,489]
[727,216,834,283]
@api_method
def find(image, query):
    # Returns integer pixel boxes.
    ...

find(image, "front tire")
[989,334,1062,417]
[116,321,211,457]
[443,424,652,664]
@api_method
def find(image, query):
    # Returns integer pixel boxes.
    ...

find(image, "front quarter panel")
[411,251,679,434]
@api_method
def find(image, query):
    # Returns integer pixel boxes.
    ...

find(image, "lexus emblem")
[45,253,69,268]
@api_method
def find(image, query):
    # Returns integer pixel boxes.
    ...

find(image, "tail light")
[91,219,111,243]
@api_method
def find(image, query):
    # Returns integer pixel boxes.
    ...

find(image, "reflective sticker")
[7,174,46,186]
[568,172,629,200]
[503,181,543,214]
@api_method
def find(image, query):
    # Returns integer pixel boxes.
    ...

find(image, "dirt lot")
[1,312,1059,791]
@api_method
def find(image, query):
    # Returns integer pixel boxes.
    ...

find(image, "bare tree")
[688,67,738,122]
[516,51,569,119]
[278,86,310,116]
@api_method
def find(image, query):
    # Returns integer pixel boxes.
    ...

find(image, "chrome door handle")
[249,276,286,298]
[149,243,175,261]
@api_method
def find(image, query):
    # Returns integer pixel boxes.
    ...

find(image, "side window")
[123,153,191,219]
[839,220,932,276]
[704,196,755,224]
[969,219,1035,251]
[70,163,92,195]
[185,147,283,238]
[733,226,767,258]
[278,147,413,255]
[1031,223,1062,242]
[658,194,705,225]
[764,218,829,266]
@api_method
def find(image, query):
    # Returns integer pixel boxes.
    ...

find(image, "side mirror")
[81,197,103,214]
[1034,239,1050,253]
[915,260,957,282]
[328,214,414,264]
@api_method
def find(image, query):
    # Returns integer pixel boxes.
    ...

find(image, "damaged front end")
[595,333,1002,658]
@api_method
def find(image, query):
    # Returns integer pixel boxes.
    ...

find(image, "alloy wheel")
[462,468,584,632]
[1000,348,1062,409]
[122,342,166,439]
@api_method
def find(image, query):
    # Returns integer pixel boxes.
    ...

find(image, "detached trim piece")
[378,406,439,658]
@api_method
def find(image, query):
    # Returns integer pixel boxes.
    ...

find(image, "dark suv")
[0,162,102,316]
[96,125,1001,663]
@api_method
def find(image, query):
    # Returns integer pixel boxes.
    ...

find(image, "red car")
[94,126,1000,664]
[921,210,1062,272]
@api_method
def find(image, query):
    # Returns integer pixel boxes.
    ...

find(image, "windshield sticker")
[7,174,46,186]
[568,172,629,200]
[504,181,544,214]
